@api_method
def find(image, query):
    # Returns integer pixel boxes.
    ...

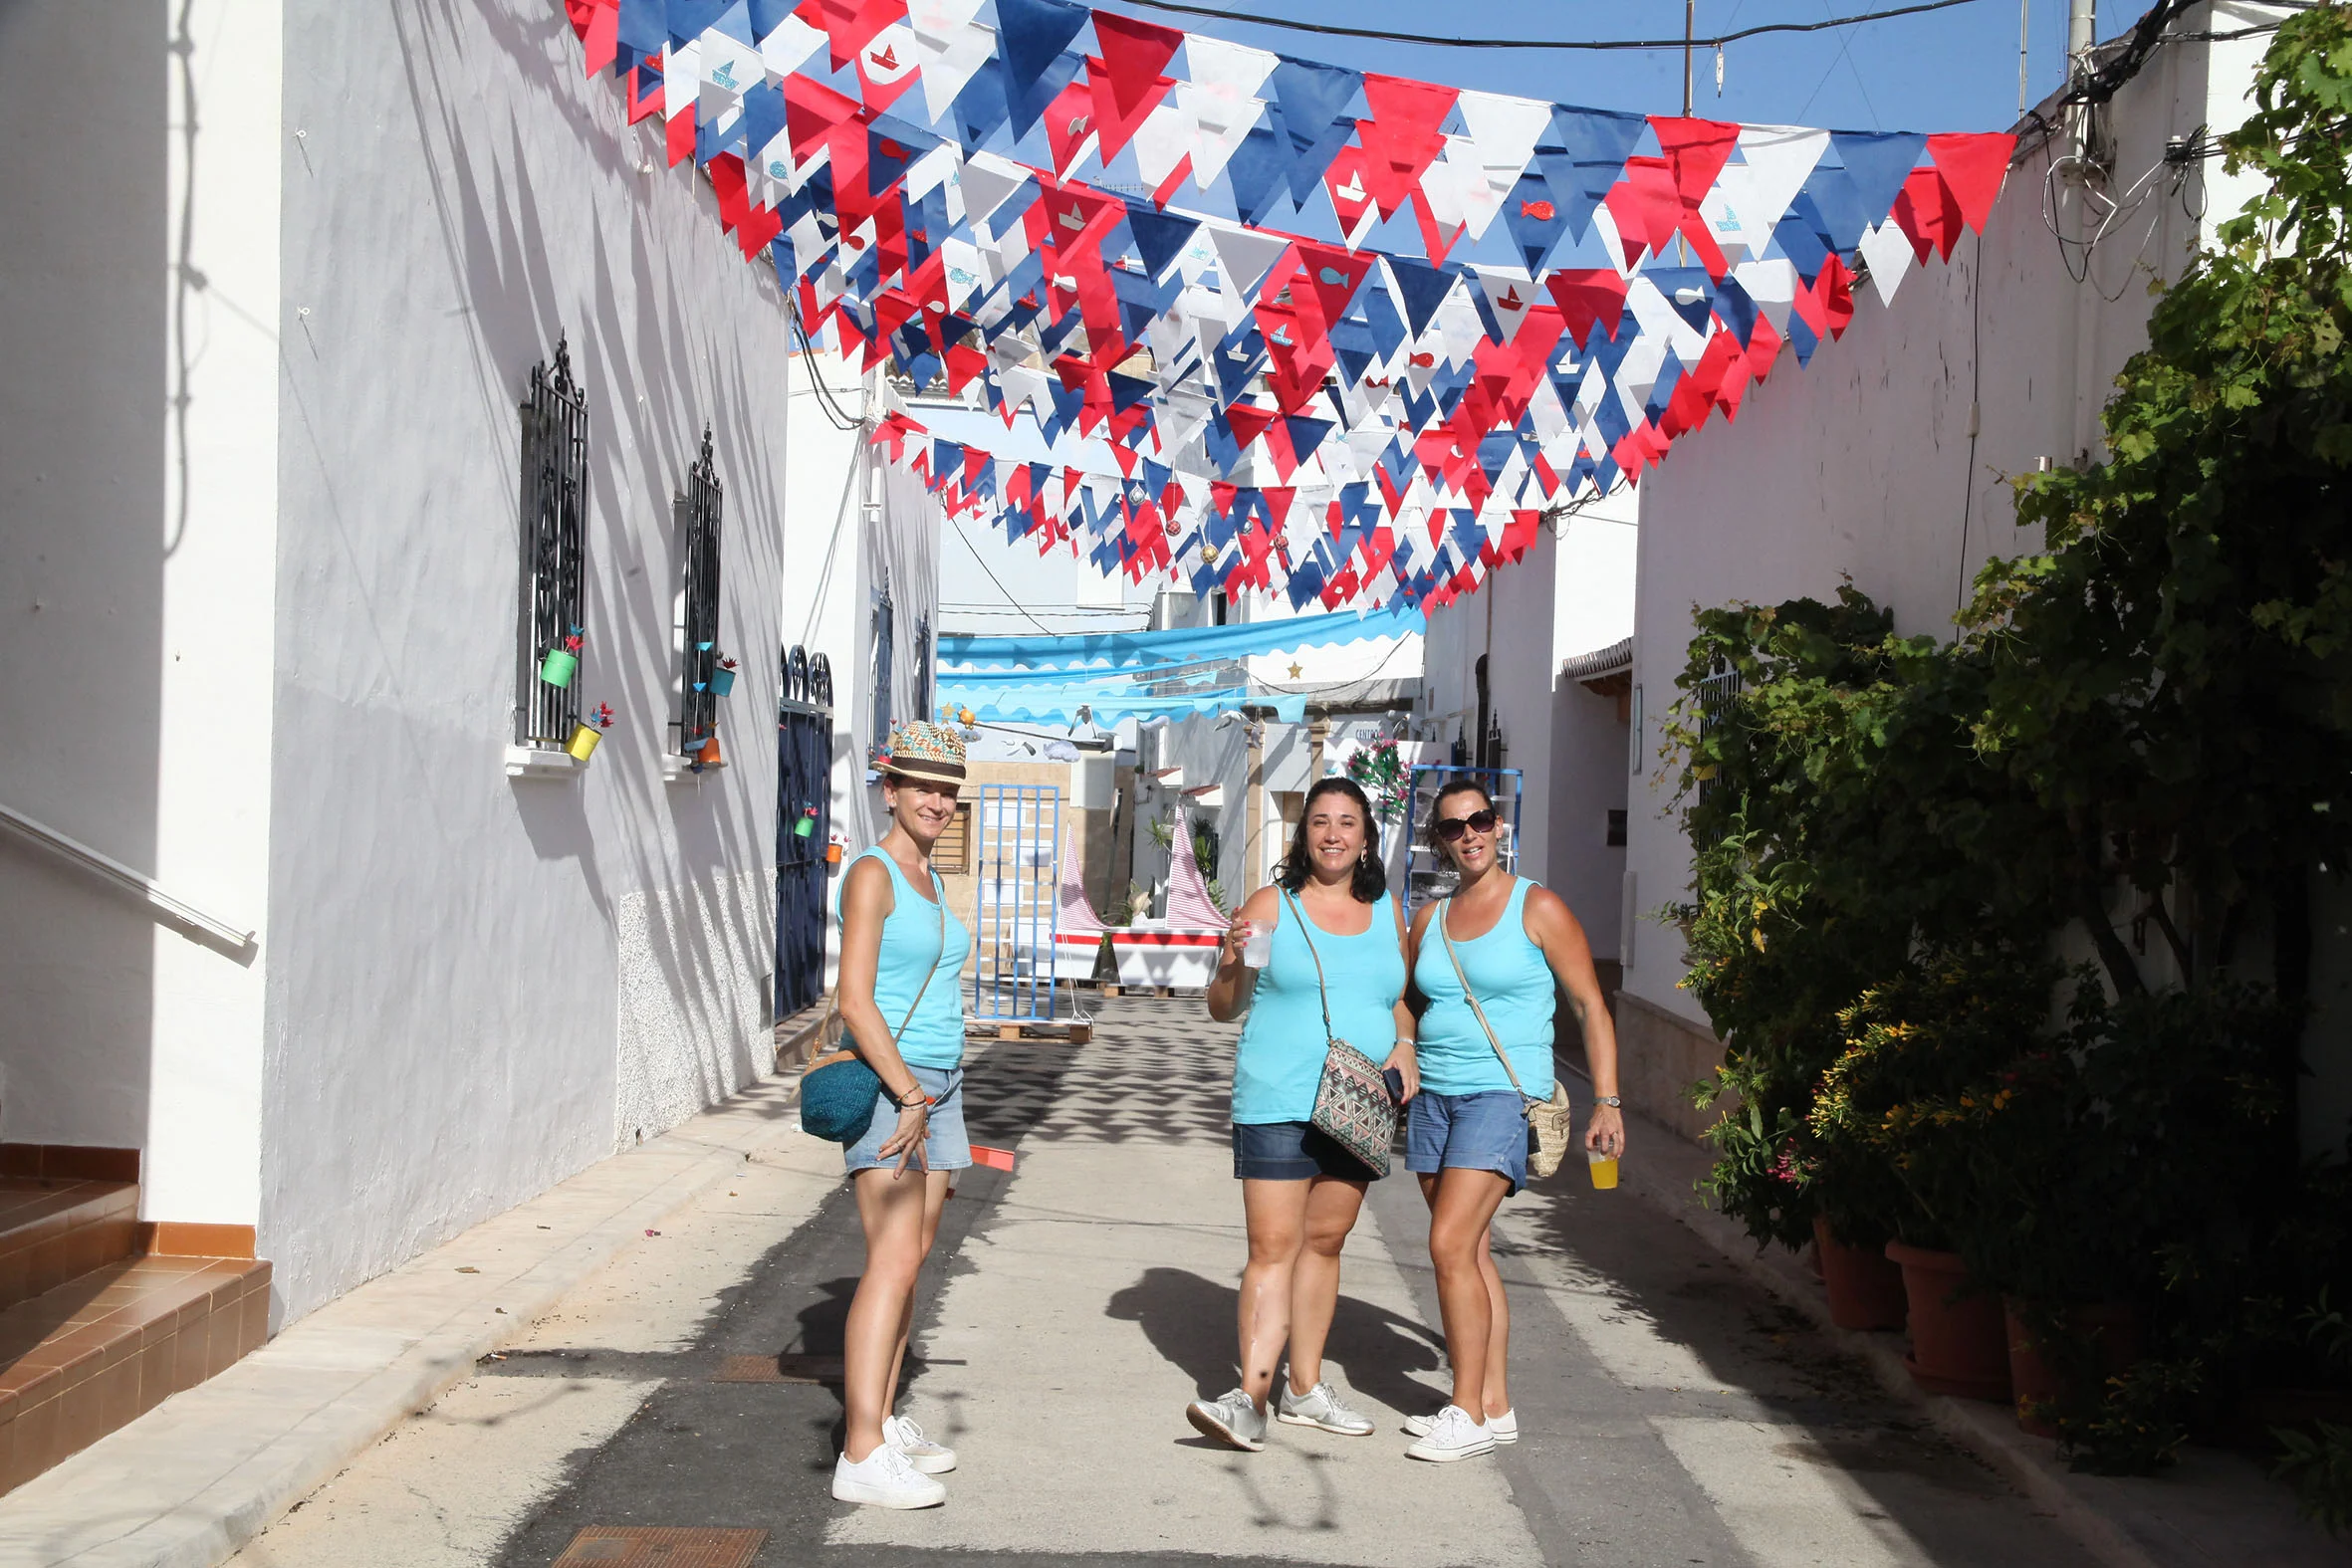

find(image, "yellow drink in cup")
[1587,1148,1619,1191]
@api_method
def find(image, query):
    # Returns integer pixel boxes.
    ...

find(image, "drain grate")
[551,1526,766,1566]
[712,1352,840,1383]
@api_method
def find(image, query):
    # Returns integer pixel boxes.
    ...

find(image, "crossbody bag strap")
[1436,898,1534,1105]
[1281,889,1338,1043]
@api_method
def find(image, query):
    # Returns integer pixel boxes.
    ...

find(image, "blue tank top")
[834,847,972,1069]
[1414,877,1556,1097]
[1233,889,1407,1124]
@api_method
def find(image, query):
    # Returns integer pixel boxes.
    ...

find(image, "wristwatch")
[1593,1095,1623,1108]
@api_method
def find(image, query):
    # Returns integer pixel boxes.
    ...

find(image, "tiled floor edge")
[1561,1064,2161,1568]
[0,1073,812,1568]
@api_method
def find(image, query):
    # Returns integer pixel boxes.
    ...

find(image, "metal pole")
[2018,0,2030,113]
[1683,0,1695,116]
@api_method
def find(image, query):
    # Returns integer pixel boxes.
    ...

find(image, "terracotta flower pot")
[1885,1240,2011,1402]
[2005,1299,2141,1439]
[1814,1217,1907,1331]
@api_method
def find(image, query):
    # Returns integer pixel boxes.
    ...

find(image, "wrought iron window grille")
[868,579,894,760]
[672,425,725,760]
[780,644,833,714]
[515,337,589,748]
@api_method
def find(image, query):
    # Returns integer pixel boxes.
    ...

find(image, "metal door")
[775,646,834,1019]
[971,784,1060,1023]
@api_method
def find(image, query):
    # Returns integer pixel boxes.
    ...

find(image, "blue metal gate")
[775,646,833,1019]
[971,784,1060,1023]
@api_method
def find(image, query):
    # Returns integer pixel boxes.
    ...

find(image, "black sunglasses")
[1434,808,1499,842]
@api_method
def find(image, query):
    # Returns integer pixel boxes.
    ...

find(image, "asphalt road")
[227,997,2088,1568]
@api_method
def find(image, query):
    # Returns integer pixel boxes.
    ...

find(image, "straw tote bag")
[1285,891,1398,1178]
[1436,902,1576,1180]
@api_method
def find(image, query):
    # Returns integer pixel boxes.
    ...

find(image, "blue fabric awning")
[938,603,1422,673]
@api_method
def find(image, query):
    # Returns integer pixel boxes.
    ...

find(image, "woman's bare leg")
[1237,1179,1309,1410]
[877,1170,951,1424]
[1425,1168,1512,1420]
[1284,1175,1369,1394]
[843,1168,941,1460]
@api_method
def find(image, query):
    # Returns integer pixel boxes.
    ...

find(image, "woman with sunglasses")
[1400,780,1624,1461]
[1184,776,1418,1453]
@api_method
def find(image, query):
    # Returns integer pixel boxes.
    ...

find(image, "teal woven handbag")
[800,865,948,1144]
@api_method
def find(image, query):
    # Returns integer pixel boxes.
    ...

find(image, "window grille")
[515,337,589,746]
[1694,659,1746,811]
[674,425,724,757]
[869,584,895,754]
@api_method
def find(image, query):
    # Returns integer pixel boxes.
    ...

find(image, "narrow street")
[228,998,2083,1568]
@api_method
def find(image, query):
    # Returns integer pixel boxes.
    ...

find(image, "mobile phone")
[1382,1066,1406,1103]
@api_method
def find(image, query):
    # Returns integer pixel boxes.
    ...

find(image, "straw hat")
[877,720,967,786]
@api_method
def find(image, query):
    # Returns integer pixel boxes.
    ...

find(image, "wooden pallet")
[972,1018,1092,1044]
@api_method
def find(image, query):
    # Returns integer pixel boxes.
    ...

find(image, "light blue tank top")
[1414,877,1556,1098]
[834,847,972,1069]
[1233,889,1407,1124]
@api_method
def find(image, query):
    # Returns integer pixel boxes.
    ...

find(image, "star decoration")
[1288,662,1302,679]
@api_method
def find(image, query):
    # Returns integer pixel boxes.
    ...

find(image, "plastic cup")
[1587,1148,1620,1191]
[1240,921,1274,969]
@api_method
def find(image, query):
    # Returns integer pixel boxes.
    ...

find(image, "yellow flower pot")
[566,723,602,762]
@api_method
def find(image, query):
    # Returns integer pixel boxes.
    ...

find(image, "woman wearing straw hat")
[828,721,974,1509]
[1399,778,1624,1462]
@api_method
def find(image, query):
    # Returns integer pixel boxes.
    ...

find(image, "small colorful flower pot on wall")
[825,842,844,864]
[794,810,816,837]
[541,648,579,688]
[566,723,602,762]
[697,735,723,769]
[708,666,737,697]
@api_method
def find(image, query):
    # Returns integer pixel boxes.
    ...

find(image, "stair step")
[0,1178,137,1315]
[0,1253,270,1494]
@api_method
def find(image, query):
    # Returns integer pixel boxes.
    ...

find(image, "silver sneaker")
[1278,1379,1375,1436]
[884,1413,957,1474]
[832,1441,948,1507]
[1405,1404,1496,1462]
[1186,1387,1267,1452]
[1406,1405,1518,1444]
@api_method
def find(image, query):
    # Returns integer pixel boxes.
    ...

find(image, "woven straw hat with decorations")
[878,720,967,786]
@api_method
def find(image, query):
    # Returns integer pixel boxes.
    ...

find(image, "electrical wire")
[790,298,865,432]
[945,512,1065,636]
[1107,0,1988,50]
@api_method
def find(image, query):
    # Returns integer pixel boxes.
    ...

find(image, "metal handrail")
[0,800,258,961]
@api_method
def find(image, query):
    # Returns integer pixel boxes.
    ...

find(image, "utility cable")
[1108,0,1988,50]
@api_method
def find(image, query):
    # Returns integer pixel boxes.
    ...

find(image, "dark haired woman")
[827,722,974,1508]
[1401,779,1624,1461]
[1184,777,1419,1451]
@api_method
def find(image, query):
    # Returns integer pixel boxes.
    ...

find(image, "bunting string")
[557,0,2014,610]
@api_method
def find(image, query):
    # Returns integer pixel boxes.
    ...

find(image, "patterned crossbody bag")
[1285,890,1397,1178]
[1436,900,1576,1180]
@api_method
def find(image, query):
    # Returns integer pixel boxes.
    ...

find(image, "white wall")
[0,0,172,1160]
[1620,11,2269,1028]
[255,0,787,1320]
[1410,485,1636,941]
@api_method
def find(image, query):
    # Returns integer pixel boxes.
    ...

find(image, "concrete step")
[0,1252,271,1495]
[0,1179,137,1315]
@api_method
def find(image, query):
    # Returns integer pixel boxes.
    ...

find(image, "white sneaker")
[1278,1379,1375,1436]
[832,1441,947,1508]
[884,1414,957,1474]
[1186,1387,1267,1452]
[1406,1405,1519,1444]
[1405,1404,1496,1462]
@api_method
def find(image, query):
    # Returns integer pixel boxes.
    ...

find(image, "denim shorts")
[1231,1119,1380,1182]
[1406,1089,1530,1196]
[842,1064,972,1175]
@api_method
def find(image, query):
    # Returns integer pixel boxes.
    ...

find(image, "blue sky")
[1090,0,2144,136]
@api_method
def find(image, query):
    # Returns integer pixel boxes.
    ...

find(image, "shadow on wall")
[0,0,171,1159]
